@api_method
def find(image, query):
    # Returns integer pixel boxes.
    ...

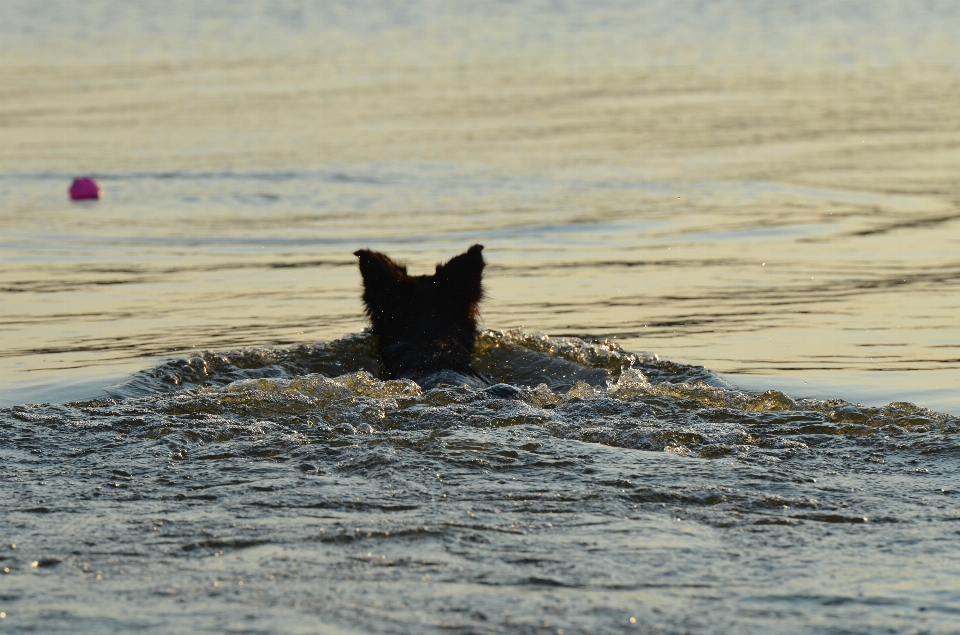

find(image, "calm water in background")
[1,2,959,633]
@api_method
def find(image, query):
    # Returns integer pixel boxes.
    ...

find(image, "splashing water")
[3,331,957,634]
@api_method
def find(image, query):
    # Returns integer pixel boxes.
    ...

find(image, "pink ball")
[69,177,101,200]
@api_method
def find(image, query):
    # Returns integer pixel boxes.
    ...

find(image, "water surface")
[4,332,959,633]
[1,1,959,633]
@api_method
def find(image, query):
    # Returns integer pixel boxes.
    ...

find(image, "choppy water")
[2,1,960,633]
[4,331,959,634]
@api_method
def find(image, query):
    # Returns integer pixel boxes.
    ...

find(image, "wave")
[8,331,954,462]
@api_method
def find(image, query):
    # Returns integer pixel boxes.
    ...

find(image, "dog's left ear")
[435,244,485,302]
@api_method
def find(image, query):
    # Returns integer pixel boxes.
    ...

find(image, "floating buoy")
[69,177,101,200]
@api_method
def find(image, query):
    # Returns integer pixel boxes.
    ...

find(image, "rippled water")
[3,332,959,633]
[3,167,957,412]
[2,1,959,633]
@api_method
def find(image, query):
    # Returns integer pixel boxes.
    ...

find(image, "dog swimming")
[354,244,505,391]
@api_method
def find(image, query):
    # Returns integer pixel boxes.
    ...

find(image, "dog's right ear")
[354,249,407,290]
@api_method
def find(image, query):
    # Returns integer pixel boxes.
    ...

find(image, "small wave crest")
[17,331,953,461]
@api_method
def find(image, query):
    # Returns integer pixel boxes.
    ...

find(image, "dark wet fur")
[354,244,496,390]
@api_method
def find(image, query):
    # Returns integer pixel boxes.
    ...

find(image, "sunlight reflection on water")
[2,168,957,412]
[1,2,959,633]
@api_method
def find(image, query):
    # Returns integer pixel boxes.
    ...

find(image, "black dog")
[354,244,497,390]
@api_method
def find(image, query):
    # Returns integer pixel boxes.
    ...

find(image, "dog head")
[354,244,485,377]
